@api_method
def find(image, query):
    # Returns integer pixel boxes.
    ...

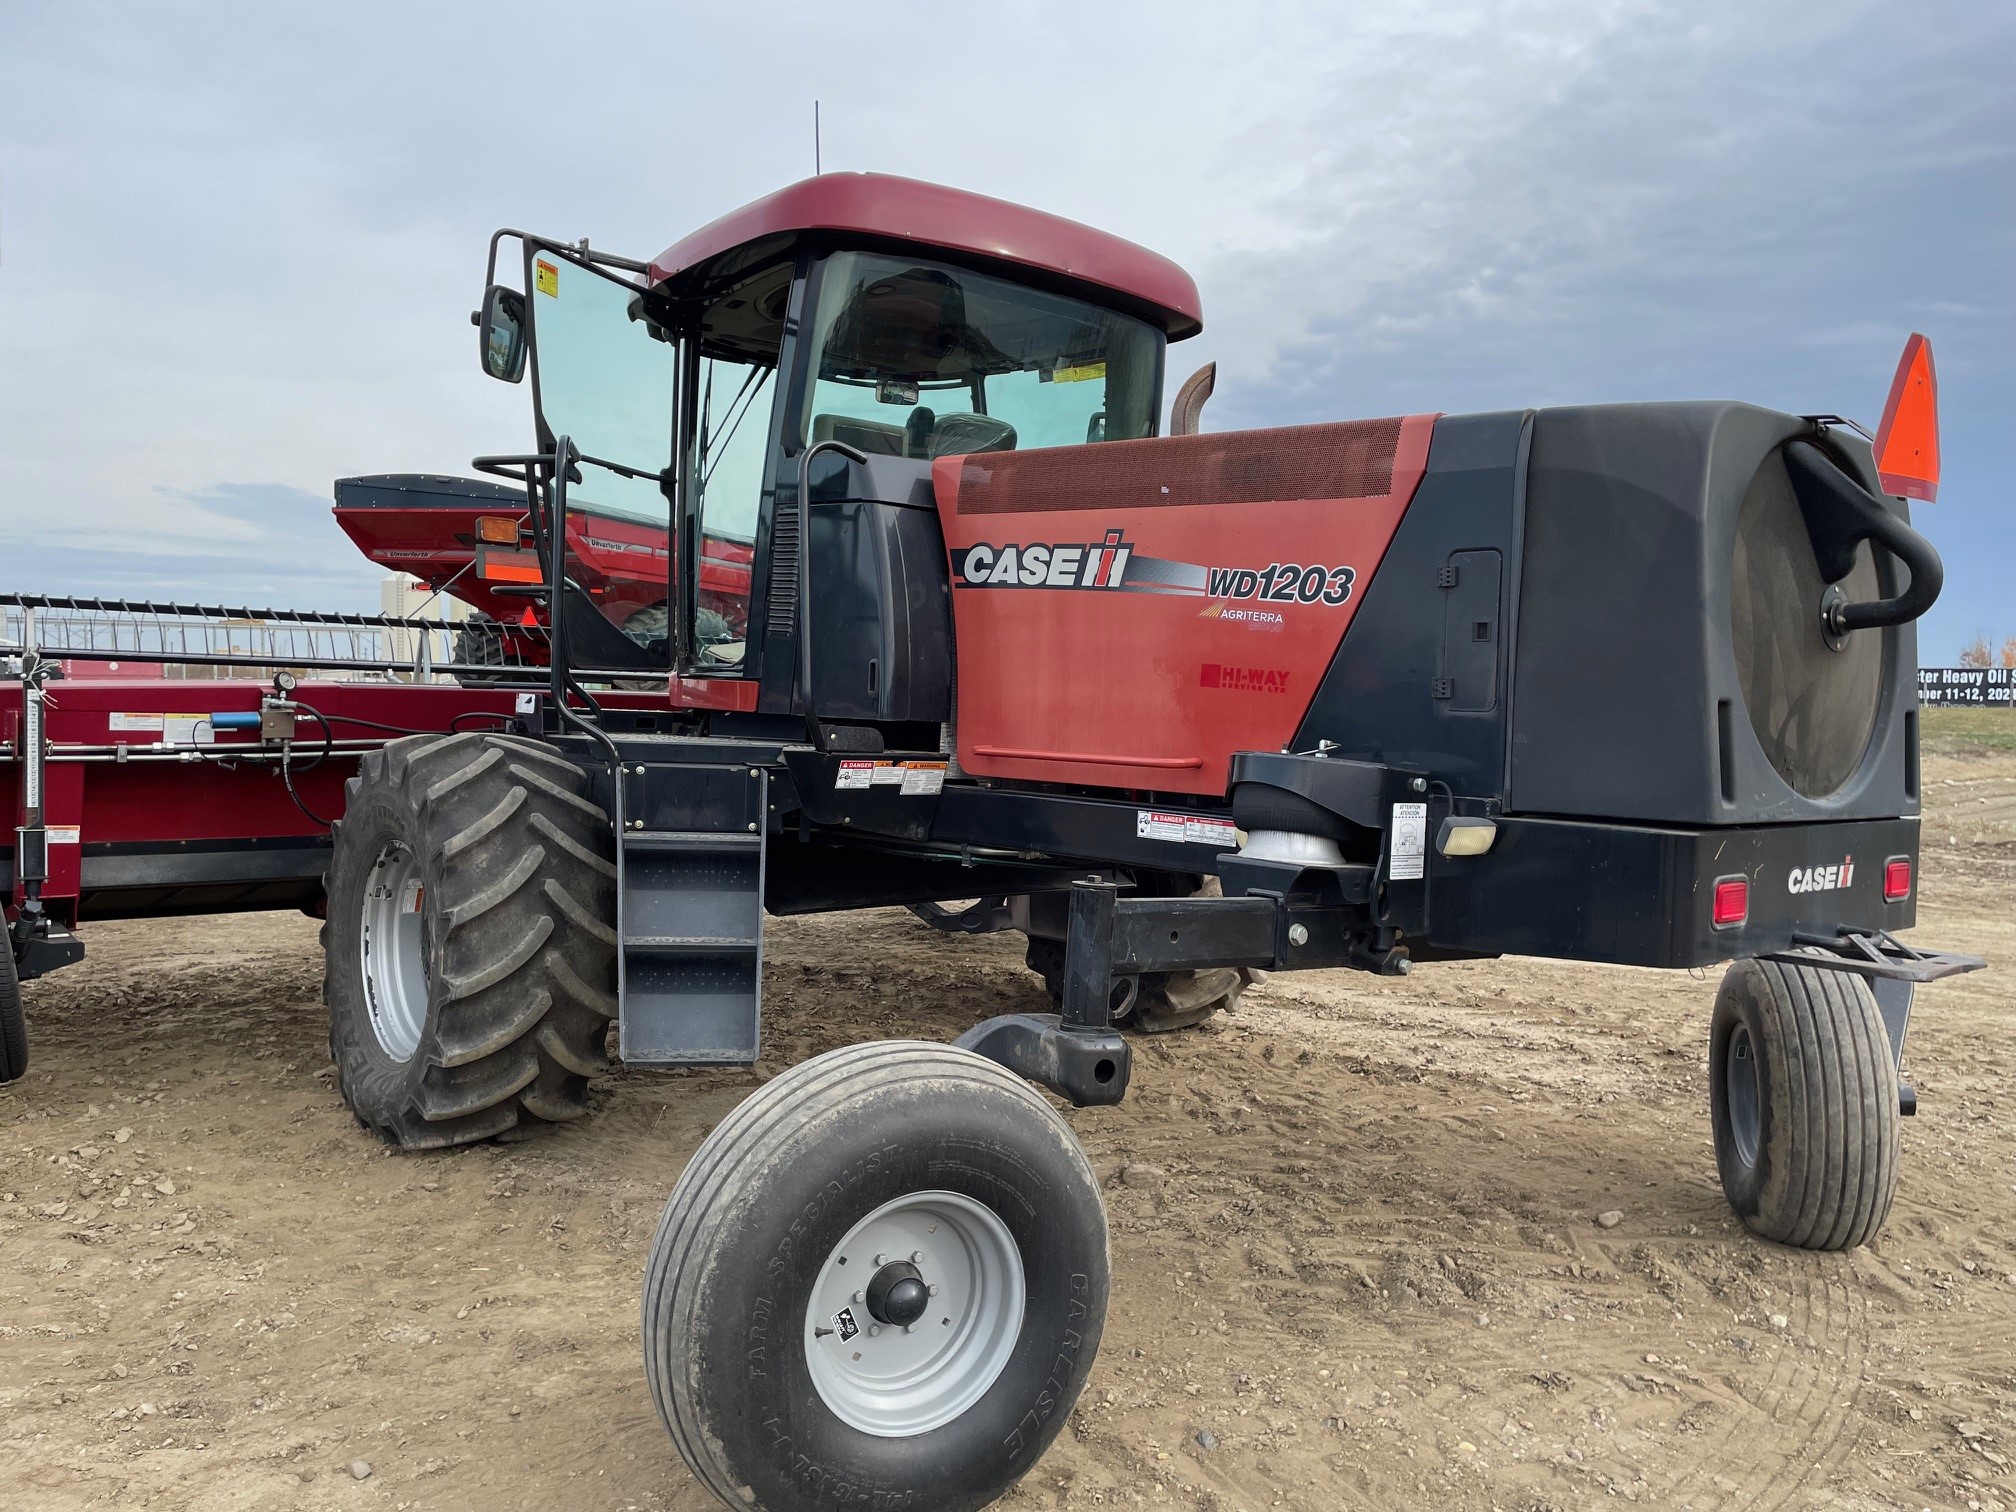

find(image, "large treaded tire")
[0,939,25,1084]
[322,732,617,1149]
[1710,957,1900,1251]
[643,1041,1109,1512]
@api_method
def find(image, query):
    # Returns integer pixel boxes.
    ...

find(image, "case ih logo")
[952,531,1359,604]
[953,530,1135,589]
[1787,857,1855,894]
[1200,663,1290,693]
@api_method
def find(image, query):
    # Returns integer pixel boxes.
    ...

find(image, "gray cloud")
[1,0,2008,655]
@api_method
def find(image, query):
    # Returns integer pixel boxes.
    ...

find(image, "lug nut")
[928,1285,939,1297]
[867,1325,881,1338]
[874,1254,887,1266]
[910,1251,923,1264]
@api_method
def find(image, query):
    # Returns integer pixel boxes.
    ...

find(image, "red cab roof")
[648,173,1202,340]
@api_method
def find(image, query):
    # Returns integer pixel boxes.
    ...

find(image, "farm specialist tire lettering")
[642,1041,1109,1512]
[322,732,617,1149]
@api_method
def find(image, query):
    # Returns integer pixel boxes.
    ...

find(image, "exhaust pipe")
[1170,362,1216,436]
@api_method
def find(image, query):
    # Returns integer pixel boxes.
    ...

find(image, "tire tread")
[642,1042,1088,1509]
[1713,957,1898,1251]
[323,732,616,1149]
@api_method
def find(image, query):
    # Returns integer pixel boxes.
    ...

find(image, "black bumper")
[1420,814,1921,968]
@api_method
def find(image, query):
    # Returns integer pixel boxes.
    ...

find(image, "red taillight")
[1713,877,1749,928]
[1883,857,1912,903]
[1873,333,1939,502]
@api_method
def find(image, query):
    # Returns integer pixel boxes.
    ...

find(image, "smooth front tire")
[322,732,617,1149]
[0,939,25,1084]
[643,1041,1109,1512]
[1710,957,1900,1251]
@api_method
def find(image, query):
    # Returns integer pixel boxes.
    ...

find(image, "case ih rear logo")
[953,530,1135,589]
[1200,663,1290,693]
[1788,857,1855,894]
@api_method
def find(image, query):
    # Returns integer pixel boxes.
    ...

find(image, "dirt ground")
[4,747,2012,1512]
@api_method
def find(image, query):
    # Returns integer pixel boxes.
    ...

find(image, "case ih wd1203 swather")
[2,175,1982,1509]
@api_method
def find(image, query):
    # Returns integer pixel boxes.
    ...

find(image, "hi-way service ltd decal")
[951,529,1355,605]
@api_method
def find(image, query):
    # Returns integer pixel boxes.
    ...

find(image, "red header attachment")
[1872,333,1939,502]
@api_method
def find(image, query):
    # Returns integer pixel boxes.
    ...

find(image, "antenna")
[814,100,822,175]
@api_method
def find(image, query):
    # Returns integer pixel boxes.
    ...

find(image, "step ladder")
[616,761,768,1065]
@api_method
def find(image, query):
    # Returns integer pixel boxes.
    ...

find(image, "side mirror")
[475,285,527,383]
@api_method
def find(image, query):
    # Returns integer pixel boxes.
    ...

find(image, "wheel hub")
[803,1190,1024,1438]
[1726,1023,1762,1168]
[866,1260,930,1327]
[359,841,429,1063]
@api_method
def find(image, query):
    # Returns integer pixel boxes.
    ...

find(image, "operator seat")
[902,407,937,459]
[928,413,1017,457]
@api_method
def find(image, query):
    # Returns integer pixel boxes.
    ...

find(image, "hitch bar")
[959,880,1340,1107]
[1761,925,1984,984]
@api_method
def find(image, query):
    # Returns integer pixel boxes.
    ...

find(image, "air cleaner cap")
[1873,333,1939,502]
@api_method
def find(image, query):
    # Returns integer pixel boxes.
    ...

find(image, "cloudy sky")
[2,0,2009,658]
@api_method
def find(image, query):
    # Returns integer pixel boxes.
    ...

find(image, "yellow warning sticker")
[1050,362,1106,384]
[899,761,948,796]
[535,259,559,298]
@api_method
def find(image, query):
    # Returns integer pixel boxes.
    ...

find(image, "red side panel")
[0,678,692,917]
[934,415,1436,796]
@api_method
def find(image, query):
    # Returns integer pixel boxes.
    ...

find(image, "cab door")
[514,243,681,679]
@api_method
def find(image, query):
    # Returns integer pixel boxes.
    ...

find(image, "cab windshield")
[801,252,1162,458]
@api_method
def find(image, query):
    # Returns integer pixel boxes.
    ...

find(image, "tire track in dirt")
[4,749,2013,1510]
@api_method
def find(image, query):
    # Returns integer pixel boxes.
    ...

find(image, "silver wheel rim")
[803,1190,1025,1437]
[360,841,429,1062]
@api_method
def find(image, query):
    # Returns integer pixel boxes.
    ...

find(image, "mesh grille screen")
[954,417,1405,514]
[765,498,800,637]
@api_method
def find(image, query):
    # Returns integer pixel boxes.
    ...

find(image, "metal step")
[623,934,761,953]
[622,831,763,852]
[615,763,768,1066]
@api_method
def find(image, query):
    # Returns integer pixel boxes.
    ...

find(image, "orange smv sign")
[1873,333,1939,503]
